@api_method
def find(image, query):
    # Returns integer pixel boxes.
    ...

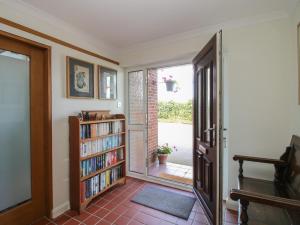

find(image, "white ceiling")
[21,0,297,48]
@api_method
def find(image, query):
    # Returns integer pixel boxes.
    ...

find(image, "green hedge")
[158,100,192,123]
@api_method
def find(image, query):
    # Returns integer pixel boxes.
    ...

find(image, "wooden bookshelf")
[69,112,126,212]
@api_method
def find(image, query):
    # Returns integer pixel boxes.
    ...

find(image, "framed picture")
[98,66,117,100]
[66,56,94,98]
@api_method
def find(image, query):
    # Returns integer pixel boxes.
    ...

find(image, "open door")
[193,33,222,225]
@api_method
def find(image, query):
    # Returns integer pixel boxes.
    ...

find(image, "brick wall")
[147,69,158,167]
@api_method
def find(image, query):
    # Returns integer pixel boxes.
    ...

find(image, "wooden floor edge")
[0,17,120,65]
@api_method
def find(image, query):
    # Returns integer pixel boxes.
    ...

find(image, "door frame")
[125,58,195,191]
[0,30,53,218]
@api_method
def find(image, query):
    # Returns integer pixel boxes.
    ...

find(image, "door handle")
[204,127,215,133]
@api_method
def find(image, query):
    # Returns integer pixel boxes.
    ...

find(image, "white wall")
[0,1,124,218]
[119,13,300,202]
[224,17,299,196]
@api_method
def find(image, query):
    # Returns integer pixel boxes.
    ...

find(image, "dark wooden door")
[0,33,51,225]
[193,34,218,225]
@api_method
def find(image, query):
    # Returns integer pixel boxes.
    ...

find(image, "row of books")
[80,149,124,177]
[80,135,123,157]
[80,121,124,139]
[80,166,123,202]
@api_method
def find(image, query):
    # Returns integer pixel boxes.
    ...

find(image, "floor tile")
[94,208,111,218]
[64,218,81,225]
[128,220,143,225]
[73,211,91,222]
[103,211,120,223]
[96,220,111,225]
[83,215,102,225]
[114,215,131,225]
[52,214,71,225]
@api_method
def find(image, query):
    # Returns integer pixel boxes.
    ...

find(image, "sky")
[157,64,193,103]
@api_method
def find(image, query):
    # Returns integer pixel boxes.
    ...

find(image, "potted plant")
[157,143,177,164]
[162,75,177,92]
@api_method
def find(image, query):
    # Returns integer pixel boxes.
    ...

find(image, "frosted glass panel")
[128,71,144,124]
[129,130,145,173]
[0,50,31,212]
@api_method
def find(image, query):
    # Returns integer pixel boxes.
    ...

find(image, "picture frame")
[98,65,117,100]
[66,56,94,99]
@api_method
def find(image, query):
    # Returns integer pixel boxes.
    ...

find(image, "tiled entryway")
[31,177,237,225]
[149,162,193,185]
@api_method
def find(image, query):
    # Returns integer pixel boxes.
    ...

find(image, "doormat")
[131,186,196,220]
[159,172,193,185]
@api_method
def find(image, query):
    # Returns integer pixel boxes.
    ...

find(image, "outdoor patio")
[149,162,193,185]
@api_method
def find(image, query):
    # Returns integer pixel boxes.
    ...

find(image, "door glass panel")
[0,50,31,212]
[205,67,211,142]
[197,71,202,138]
[129,130,145,173]
[128,71,145,125]
[128,70,146,174]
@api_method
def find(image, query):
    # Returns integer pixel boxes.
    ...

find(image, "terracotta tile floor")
[31,177,238,225]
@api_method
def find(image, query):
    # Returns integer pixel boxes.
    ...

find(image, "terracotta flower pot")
[165,80,176,92]
[158,154,168,164]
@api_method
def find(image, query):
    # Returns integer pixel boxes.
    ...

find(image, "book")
[80,166,123,202]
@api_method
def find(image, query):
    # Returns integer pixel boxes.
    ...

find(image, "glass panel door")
[0,50,31,212]
[128,70,147,174]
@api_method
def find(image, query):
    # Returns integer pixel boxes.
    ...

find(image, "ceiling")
[21,0,297,48]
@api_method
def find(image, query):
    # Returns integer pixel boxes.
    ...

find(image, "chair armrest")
[230,189,300,210]
[233,155,288,166]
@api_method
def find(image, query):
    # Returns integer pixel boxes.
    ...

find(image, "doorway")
[148,65,194,185]
[126,33,223,225]
[0,31,52,225]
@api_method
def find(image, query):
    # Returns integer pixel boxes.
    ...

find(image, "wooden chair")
[230,135,300,225]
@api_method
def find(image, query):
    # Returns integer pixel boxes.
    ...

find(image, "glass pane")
[0,50,31,212]
[128,71,144,124]
[198,71,202,138]
[129,130,145,173]
[206,67,211,143]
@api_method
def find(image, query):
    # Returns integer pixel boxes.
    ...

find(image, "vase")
[158,154,168,164]
[165,80,176,92]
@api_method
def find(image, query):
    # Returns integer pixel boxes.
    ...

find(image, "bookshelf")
[69,111,126,212]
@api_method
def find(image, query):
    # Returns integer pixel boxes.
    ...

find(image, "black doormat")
[131,186,196,220]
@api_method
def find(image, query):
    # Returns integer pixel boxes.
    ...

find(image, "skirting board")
[225,198,238,211]
[51,201,70,219]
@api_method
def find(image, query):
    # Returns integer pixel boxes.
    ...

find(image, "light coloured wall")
[224,17,299,196]
[0,1,124,218]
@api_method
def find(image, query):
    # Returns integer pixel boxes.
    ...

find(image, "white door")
[127,70,148,175]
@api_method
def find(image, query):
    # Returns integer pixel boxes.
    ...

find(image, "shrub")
[158,100,192,123]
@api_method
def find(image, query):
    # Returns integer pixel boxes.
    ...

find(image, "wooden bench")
[230,135,300,225]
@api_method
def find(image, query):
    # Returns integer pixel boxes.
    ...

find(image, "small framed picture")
[98,66,117,100]
[66,56,94,98]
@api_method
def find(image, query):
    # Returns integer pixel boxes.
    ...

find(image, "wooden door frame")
[0,30,53,218]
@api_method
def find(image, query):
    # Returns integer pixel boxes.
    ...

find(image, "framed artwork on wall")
[98,66,117,100]
[66,56,94,98]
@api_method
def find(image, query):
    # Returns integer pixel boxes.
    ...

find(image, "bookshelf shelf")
[80,145,125,161]
[81,177,126,209]
[69,112,126,213]
[80,132,126,143]
[80,118,125,125]
[80,160,125,182]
